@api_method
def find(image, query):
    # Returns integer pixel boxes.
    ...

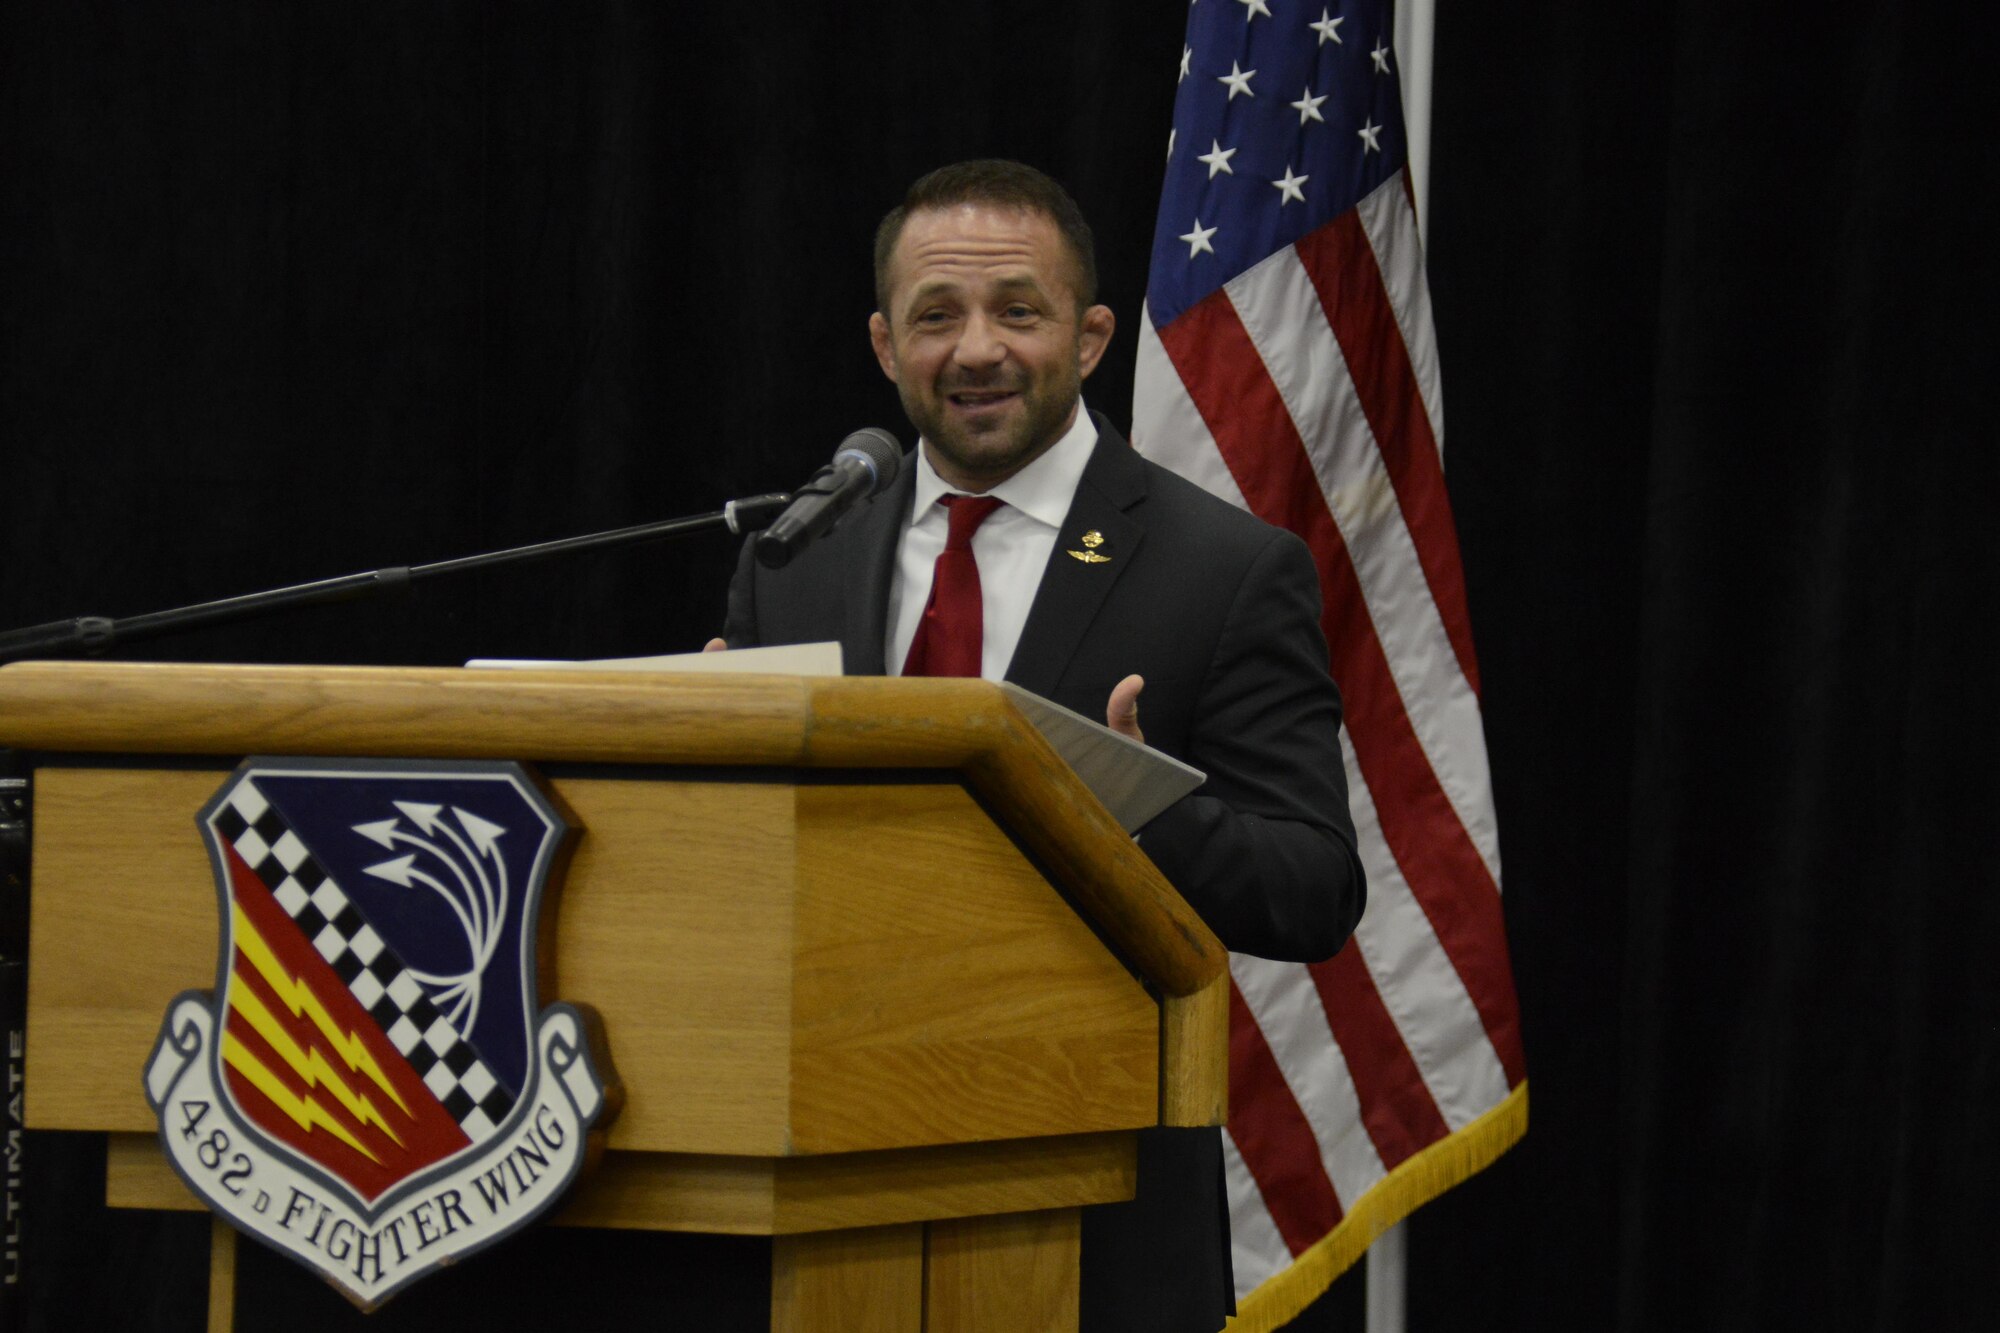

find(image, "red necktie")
[901,494,1004,678]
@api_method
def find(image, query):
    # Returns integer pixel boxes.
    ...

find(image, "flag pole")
[1364,2,1435,1331]
[1395,0,1436,246]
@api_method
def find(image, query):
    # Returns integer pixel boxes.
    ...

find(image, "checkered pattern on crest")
[212,777,518,1142]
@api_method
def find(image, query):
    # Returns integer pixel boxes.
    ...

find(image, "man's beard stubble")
[902,360,1082,488]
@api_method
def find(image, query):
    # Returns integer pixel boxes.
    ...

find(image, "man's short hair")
[873,159,1100,318]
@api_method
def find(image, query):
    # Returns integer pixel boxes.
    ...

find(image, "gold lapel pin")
[1066,529,1112,564]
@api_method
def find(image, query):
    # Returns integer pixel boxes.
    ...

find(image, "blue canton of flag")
[1149,0,1407,327]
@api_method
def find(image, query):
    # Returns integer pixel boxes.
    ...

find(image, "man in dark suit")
[717,160,1364,1331]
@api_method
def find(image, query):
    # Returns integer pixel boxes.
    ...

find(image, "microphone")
[754,428,903,569]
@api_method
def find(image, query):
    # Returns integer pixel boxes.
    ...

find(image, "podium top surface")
[0,660,1225,994]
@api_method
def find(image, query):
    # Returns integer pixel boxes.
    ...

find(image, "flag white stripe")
[1342,733,1512,1129]
[1355,175,1446,451]
[1222,253,1501,885]
[1231,955,1387,1208]
[1221,1129,1292,1298]
[1220,248,1381,497]
[1132,305,1253,511]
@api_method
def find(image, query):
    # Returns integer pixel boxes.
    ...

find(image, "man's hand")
[702,637,727,653]
[1107,673,1145,744]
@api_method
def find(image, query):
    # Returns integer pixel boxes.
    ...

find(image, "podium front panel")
[27,765,1161,1161]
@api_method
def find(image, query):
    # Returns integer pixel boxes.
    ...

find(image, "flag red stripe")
[1227,980,1344,1253]
[1294,212,1482,701]
[1307,945,1452,1165]
[1157,294,1527,1086]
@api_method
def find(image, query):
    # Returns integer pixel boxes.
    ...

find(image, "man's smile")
[945,386,1023,416]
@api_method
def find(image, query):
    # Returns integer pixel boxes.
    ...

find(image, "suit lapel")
[1005,417,1149,698]
[837,450,914,676]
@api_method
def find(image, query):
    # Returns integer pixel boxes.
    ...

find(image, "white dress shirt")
[885,407,1098,681]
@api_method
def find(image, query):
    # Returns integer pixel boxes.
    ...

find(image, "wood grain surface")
[30,767,1165,1154]
[771,1224,923,1333]
[0,661,1224,994]
[925,1208,1081,1333]
[207,1217,236,1333]
[789,783,1158,1153]
[1160,971,1230,1127]
[25,767,224,1129]
[552,776,797,1155]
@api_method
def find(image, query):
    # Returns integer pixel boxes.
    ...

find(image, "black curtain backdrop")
[3,3,1993,1331]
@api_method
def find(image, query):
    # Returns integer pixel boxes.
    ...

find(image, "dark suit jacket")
[724,413,1365,1330]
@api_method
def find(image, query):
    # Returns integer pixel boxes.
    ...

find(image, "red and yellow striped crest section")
[220,845,470,1201]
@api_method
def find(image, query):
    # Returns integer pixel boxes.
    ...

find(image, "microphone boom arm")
[0,492,793,664]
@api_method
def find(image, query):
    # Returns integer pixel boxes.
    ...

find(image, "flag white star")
[1179,45,1192,82]
[1197,139,1238,179]
[1167,128,1177,161]
[1236,0,1272,18]
[1217,61,1256,99]
[1271,165,1310,205]
[1310,9,1344,44]
[1290,86,1329,125]
[1357,118,1383,152]
[1372,40,1392,73]
[1179,218,1218,258]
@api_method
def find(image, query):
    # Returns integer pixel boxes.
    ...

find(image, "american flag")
[1131,1,1527,1324]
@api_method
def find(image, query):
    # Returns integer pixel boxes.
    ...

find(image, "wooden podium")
[0,661,1229,1331]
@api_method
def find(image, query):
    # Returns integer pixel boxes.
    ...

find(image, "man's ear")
[869,312,899,383]
[1076,304,1116,381]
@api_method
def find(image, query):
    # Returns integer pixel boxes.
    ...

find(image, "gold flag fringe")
[1224,1080,1530,1332]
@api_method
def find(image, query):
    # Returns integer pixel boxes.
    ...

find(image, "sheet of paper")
[467,641,843,676]
[997,683,1204,833]
[466,642,1204,831]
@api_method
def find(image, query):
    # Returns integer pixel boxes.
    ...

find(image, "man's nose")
[953,312,1007,367]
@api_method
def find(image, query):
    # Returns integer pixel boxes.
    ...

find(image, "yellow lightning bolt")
[231,904,415,1126]
[225,978,406,1154]
[220,1030,384,1164]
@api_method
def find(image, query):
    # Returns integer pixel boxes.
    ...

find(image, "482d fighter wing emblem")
[144,758,616,1310]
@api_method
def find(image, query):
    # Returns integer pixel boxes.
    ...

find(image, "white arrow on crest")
[349,800,516,1037]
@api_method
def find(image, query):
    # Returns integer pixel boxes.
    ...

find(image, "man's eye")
[1004,305,1037,321]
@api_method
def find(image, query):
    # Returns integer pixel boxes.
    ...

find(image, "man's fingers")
[702,637,728,653]
[1106,673,1145,743]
